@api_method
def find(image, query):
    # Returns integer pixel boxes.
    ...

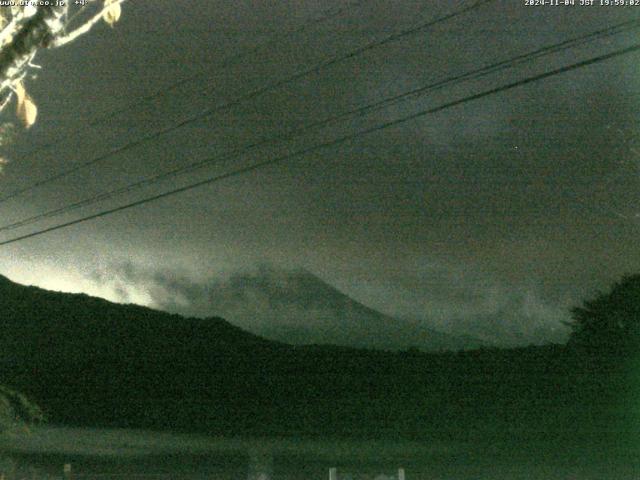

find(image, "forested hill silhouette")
[0,273,637,443]
[0,273,279,364]
[0,273,290,431]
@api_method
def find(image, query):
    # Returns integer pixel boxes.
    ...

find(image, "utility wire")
[12,0,366,158]
[0,19,636,234]
[1,42,638,247]
[86,0,366,128]
[0,0,494,205]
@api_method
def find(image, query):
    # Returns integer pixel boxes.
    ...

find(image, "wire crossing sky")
[0,0,494,205]
[1,41,638,247]
[7,0,368,175]
[0,18,637,237]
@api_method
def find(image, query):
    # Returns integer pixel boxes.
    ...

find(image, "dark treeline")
[0,274,638,451]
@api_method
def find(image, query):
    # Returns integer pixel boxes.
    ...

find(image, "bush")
[0,385,44,432]
[567,274,640,355]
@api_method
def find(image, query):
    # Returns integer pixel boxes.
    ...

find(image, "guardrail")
[2,461,407,480]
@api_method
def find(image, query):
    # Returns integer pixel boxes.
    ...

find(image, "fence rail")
[2,462,407,480]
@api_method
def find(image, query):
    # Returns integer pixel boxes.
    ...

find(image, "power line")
[11,0,366,159]
[1,42,637,247]
[0,0,494,205]
[84,0,366,126]
[0,18,635,234]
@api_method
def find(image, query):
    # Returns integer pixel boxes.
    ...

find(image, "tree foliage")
[0,385,43,433]
[567,274,640,354]
[0,1,125,161]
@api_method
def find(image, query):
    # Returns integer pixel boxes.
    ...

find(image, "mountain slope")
[159,266,484,351]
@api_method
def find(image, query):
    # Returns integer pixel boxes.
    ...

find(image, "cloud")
[89,259,570,347]
[326,258,571,344]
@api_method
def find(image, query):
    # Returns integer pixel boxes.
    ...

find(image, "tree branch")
[51,0,127,48]
[0,5,37,49]
[0,5,66,95]
[0,2,125,127]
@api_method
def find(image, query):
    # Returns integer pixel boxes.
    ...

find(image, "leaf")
[103,0,121,27]
[15,82,37,128]
[19,95,37,128]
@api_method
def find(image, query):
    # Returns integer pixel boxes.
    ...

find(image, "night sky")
[0,0,639,344]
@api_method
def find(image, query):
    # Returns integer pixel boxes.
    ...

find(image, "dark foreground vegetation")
[0,274,638,454]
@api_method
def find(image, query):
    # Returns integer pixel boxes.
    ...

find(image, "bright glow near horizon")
[1,262,154,307]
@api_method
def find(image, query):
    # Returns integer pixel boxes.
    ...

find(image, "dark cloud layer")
[91,261,568,347]
[0,1,639,345]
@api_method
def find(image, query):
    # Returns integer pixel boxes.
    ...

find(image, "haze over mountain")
[405,297,570,347]
[94,265,484,351]
[94,264,568,349]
